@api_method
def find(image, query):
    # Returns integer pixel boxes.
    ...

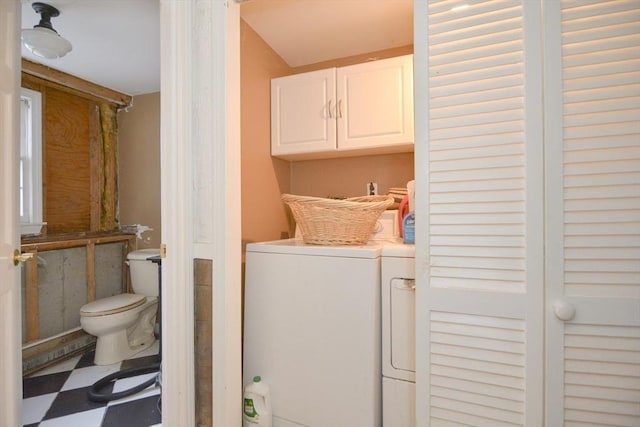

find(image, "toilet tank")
[127,248,161,297]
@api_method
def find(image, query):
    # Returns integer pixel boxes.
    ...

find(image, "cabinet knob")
[553,299,576,321]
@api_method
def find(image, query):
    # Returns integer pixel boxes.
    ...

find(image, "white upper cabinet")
[271,68,337,158]
[271,54,414,160]
[336,55,414,153]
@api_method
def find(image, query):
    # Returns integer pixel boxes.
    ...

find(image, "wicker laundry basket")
[282,193,395,245]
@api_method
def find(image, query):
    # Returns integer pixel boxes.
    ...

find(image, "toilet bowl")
[81,294,158,365]
[80,248,160,365]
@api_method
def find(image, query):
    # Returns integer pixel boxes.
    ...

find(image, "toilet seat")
[81,294,147,317]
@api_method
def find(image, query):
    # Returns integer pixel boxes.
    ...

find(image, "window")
[20,87,43,235]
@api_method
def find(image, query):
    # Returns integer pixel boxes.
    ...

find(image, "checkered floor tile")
[23,341,162,427]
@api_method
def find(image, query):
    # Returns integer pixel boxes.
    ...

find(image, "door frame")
[160,0,242,425]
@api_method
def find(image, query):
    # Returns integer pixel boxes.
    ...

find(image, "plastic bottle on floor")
[243,376,272,427]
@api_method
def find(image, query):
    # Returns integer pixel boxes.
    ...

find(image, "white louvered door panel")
[420,1,544,426]
[545,1,640,426]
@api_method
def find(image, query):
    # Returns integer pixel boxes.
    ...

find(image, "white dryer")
[381,243,416,427]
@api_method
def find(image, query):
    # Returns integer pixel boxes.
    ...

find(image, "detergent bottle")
[243,376,272,427]
[401,180,415,244]
[402,211,415,244]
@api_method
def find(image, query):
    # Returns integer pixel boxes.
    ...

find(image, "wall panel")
[44,86,94,233]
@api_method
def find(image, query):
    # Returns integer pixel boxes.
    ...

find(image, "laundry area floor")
[22,341,161,427]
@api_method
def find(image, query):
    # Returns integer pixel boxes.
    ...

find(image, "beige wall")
[117,92,162,249]
[291,153,414,199]
[241,21,293,245]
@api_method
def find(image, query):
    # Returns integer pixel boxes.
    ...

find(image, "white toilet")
[80,248,160,365]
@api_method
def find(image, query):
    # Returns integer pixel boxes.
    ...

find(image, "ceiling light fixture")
[22,2,72,59]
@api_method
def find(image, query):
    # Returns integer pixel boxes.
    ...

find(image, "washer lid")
[80,293,146,317]
[246,238,385,258]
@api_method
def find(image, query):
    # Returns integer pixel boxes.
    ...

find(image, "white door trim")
[412,1,429,424]
[160,1,242,425]
[208,3,243,426]
[159,0,196,424]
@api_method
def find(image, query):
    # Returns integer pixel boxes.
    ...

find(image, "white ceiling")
[20,0,413,96]
[241,0,413,68]
[21,0,161,96]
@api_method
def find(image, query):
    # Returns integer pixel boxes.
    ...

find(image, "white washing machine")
[244,238,387,427]
[381,243,416,427]
[243,210,403,426]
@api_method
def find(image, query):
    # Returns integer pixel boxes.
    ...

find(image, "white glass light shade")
[22,27,72,59]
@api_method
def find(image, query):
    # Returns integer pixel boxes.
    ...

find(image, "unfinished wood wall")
[21,60,130,235]
[43,86,94,233]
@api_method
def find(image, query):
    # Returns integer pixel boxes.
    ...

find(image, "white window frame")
[20,87,44,235]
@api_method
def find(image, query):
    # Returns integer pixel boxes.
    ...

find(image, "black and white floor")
[23,341,161,427]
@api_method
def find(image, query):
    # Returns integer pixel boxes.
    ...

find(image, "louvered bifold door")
[544,1,640,426]
[420,1,544,426]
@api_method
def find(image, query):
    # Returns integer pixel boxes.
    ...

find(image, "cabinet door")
[545,2,640,425]
[337,54,414,153]
[271,68,336,159]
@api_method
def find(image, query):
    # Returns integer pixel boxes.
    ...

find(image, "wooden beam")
[25,250,39,342]
[22,58,132,107]
[90,105,102,231]
[86,242,96,303]
[22,232,136,252]
[22,329,95,376]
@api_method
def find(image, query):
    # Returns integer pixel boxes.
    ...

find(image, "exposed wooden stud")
[25,250,40,342]
[86,242,96,303]
[90,105,102,231]
[123,240,132,293]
